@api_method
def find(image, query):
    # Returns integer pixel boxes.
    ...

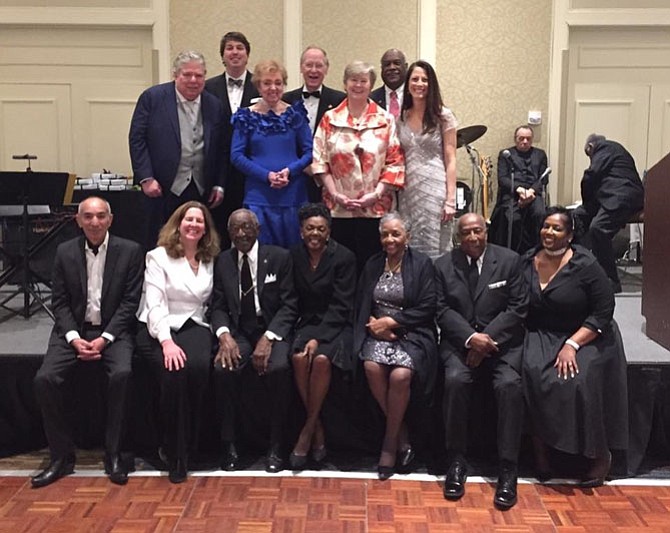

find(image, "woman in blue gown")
[231,59,313,248]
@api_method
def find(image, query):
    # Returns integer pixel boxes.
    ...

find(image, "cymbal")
[456,125,487,148]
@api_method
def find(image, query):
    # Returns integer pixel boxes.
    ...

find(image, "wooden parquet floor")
[1,474,670,532]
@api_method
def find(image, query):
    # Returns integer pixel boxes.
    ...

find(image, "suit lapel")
[76,237,88,302]
[257,246,268,297]
[453,249,469,287]
[476,248,497,300]
[100,235,118,302]
[164,83,181,144]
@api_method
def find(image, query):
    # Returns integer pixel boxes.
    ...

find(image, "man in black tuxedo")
[435,213,528,509]
[31,197,144,488]
[488,125,548,253]
[205,31,260,247]
[370,48,407,118]
[283,46,346,202]
[573,133,644,293]
[211,209,298,473]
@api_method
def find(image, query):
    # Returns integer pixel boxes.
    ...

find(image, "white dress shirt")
[226,72,246,114]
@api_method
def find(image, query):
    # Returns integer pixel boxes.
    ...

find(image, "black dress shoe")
[221,442,239,471]
[168,457,187,484]
[443,461,467,500]
[494,469,518,510]
[265,446,284,473]
[104,453,128,485]
[377,464,394,481]
[289,452,308,471]
[31,455,76,488]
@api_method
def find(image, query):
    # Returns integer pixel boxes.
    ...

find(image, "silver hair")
[172,50,206,76]
[78,196,112,215]
[379,212,411,234]
[343,60,376,88]
[227,208,259,231]
[301,45,329,67]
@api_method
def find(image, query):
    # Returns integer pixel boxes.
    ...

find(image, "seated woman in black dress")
[522,206,627,486]
[354,212,437,480]
[289,203,357,470]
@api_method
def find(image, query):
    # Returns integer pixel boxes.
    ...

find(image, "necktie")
[228,78,243,88]
[302,90,321,99]
[240,254,256,332]
[389,90,400,119]
[468,257,479,297]
[87,241,99,255]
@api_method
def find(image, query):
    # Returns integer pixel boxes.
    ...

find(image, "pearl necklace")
[544,247,568,257]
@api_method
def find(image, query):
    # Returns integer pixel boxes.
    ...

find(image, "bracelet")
[444,201,455,208]
[564,338,580,351]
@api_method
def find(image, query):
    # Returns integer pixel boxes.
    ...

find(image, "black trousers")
[34,325,132,460]
[573,204,634,286]
[214,323,291,450]
[331,217,382,275]
[442,350,524,465]
[136,320,213,461]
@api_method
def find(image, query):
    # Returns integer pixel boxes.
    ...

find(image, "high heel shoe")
[377,464,394,481]
[311,446,327,464]
[398,446,415,468]
[289,452,308,471]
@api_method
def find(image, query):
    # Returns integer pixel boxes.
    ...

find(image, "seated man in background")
[488,125,548,253]
[211,209,298,473]
[572,133,645,293]
[32,197,144,488]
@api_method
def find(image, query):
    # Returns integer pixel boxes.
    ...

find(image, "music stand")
[0,171,73,319]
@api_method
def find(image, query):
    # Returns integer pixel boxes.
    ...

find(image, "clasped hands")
[515,186,536,208]
[333,190,379,211]
[366,316,398,342]
[465,333,499,368]
[268,168,290,189]
[71,337,106,361]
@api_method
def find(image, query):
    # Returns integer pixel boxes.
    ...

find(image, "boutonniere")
[264,273,277,284]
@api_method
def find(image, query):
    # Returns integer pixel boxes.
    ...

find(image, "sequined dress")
[360,271,414,368]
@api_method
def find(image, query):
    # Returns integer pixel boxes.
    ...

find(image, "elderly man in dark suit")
[435,213,528,509]
[205,31,260,246]
[211,209,298,473]
[283,46,346,202]
[573,133,645,293]
[31,197,144,488]
[370,48,407,119]
[129,50,226,250]
[488,125,549,253]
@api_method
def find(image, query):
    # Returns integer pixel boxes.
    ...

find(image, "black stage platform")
[1,265,669,480]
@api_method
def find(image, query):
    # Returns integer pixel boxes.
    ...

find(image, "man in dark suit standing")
[435,213,528,509]
[370,48,407,119]
[31,197,144,488]
[129,50,226,250]
[573,133,644,293]
[205,32,260,246]
[211,209,298,473]
[283,46,346,202]
[488,125,549,253]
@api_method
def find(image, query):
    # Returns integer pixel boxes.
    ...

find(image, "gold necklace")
[382,255,403,280]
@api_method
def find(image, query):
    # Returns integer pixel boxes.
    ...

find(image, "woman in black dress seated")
[522,206,627,486]
[355,212,437,480]
[289,203,357,470]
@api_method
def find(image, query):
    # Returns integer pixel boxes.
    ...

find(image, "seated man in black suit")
[369,48,407,118]
[435,213,528,509]
[283,45,346,202]
[573,133,645,293]
[211,209,298,473]
[32,196,144,488]
[488,125,548,253]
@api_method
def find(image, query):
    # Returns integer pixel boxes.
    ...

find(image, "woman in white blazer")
[136,201,220,483]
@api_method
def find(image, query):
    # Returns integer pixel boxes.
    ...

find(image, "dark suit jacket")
[283,85,346,134]
[581,139,644,213]
[370,86,387,109]
[50,234,144,343]
[496,146,548,203]
[211,244,298,339]
[435,244,528,369]
[205,71,258,119]
[128,81,226,192]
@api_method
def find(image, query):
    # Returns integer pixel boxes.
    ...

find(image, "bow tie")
[302,90,321,99]
[228,78,243,88]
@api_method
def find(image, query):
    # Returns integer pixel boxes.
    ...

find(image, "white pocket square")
[488,280,507,289]
[264,273,277,284]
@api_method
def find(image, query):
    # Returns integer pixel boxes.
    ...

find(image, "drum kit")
[455,124,492,219]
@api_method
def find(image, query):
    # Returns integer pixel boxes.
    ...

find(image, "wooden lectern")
[642,152,670,350]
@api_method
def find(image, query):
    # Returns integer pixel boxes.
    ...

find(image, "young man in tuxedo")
[31,197,144,488]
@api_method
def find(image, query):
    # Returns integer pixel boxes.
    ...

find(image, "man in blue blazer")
[129,50,226,249]
[435,213,528,510]
[211,209,298,473]
[32,197,144,488]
